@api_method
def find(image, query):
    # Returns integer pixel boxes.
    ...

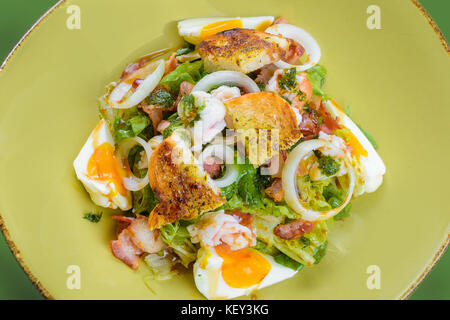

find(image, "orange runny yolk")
[215,244,271,289]
[331,100,368,159]
[87,142,128,197]
[347,130,368,158]
[200,20,243,40]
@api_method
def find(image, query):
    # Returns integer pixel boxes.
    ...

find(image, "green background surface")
[0,0,448,300]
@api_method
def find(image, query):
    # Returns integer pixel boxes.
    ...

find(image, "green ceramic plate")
[0,0,448,300]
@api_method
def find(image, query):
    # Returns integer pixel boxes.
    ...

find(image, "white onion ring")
[149,135,163,150]
[265,24,321,71]
[199,144,238,188]
[282,139,355,221]
[192,71,260,93]
[117,137,153,191]
[111,59,165,109]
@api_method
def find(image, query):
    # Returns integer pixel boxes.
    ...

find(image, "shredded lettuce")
[255,217,328,266]
[133,185,159,217]
[159,220,197,267]
[297,175,333,211]
[144,252,178,281]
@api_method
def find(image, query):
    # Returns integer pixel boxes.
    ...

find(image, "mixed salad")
[74,16,386,299]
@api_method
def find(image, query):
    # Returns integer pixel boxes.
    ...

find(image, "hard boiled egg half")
[194,245,298,300]
[178,16,274,45]
[189,211,297,300]
[73,119,132,210]
[324,100,386,195]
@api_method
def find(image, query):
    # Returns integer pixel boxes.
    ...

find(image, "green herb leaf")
[278,68,297,90]
[315,151,340,176]
[162,113,184,139]
[83,212,103,223]
[146,89,174,109]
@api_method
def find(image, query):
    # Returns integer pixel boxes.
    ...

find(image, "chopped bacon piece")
[318,103,341,132]
[261,150,287,177]
[110,229,142,270]
[110,215,165,269]
[121,59,146,80]
[140,103,163,130]
[264,178,284,202]
[227,212,254,229]
[273,17,289,25]
[164,52,179,75]
[299,100,341,139]
[112,215,135,235]
[274,219,316,240]
[157,120,170,133]
[285,39,305,65]
[203,156,223,179]
[254,64,277,85]
[172,81,195,110]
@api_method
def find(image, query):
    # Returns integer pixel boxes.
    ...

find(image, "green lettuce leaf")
[159,220,197,267]
[305,65,329,99]
[112,108,152,143]
[133,185,160,217]
[160,61,205,95]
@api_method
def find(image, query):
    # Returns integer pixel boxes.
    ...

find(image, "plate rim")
[0,0,448,300]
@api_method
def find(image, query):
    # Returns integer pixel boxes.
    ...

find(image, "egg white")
[324,100,386,195]
[193,246,298,300]
[73,120,132,210]
[178,16,274,44]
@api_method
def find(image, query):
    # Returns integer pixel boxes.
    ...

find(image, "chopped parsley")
[315,150,340,176]
[146,88,174,108]
[278,68,297,90]
[83,212,103,223]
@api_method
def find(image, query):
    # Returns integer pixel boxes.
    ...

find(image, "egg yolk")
[347,131,368,158]
[87,142,128,197]
[200,20,243,40]
[330,101,368,159]
[215,244,271,289]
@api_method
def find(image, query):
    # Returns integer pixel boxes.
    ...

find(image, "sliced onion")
[111,59,165,109]
[117,137,153,191]
[109,82,132,103]
[199,144,238,188]
[265,24,321,71]
[192,71,260,93]
[282,139,355,221]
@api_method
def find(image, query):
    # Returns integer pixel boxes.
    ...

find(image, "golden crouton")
[147,131,225,229]
[224,92,302,167]
[198,28,289,73]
